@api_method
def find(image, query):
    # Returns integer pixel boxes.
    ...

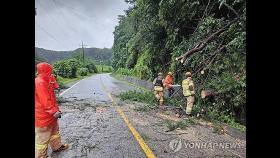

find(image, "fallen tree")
[175,18,239,64]
[201,90,220,99]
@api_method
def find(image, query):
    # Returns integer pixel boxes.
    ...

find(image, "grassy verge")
[112,72,246,132]
[117,90,245,132]
[118,90,155,105]
[57,73,95,89]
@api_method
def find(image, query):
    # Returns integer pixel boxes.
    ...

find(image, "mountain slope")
[35,47,113,64]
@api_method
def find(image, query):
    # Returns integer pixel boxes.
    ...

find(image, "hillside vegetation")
[35,47,113,65]
[112,0,246,124]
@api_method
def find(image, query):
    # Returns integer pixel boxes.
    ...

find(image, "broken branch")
[175,18,238,63]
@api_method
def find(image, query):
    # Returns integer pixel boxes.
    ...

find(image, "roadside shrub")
[77,68,89,76]
[85,62,98,73]
[53,58,81,78]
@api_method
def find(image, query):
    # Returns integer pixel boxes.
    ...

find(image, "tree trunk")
[201,90,219,99]
[175,18,239,63]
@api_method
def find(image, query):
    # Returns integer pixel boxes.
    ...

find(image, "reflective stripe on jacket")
[182,78,195,97]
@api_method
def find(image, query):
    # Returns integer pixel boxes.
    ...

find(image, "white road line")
[59,78,85,96]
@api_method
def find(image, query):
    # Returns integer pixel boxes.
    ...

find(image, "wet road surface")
[54,73,146,158]
[52,73,246,158]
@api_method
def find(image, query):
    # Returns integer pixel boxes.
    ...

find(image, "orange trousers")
[35,121,62,158]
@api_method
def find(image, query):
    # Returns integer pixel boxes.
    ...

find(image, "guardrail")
[122,75,184,98]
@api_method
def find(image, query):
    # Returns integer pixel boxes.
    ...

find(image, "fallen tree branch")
[223,2,240,18]
[192,43,226,76]
[175,18,239,63]
[201,44,227,71]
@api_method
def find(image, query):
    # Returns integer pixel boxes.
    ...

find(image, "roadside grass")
[118,90,157,111]
[57,73,95,89]
[117,89,245,132]
[197,106,246,132]
[118,90,155,104]
[113,72,246,133]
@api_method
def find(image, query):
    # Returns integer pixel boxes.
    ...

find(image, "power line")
[36,23,62,44]
[37,0,74,38]
[51,0,80,34]
[54,0,90,19]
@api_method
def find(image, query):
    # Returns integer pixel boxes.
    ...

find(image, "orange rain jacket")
[35,63,60,128]
[164,74,173,89]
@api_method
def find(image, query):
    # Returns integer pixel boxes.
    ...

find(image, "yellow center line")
[100,76,156,158]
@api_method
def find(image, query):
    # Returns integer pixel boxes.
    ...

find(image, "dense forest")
[35,47,113,65]
[112,0,246,124]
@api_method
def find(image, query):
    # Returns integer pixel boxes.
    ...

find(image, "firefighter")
[153,72,164,106]
[35,62,69,158]
[182,72,195,116]
[164,72,175,97]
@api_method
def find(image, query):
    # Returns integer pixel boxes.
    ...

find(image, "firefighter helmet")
[186,72,192,77]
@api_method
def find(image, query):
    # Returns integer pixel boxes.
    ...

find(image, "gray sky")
[35,0,130,51]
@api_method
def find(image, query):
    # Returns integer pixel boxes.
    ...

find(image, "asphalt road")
[51,73,246,158]
[54,73,147,158]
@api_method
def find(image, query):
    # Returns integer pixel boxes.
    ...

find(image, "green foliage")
[96,65,113,73]
[118,90,156,105]
[84,62,98,73]
[35,47,113,65]
[77,68,89,76]
[113,0,246,124]
[115,68,134,76]
[53,55,99,78]
[56,75,67,89]
[192,101,246,132]
[118,90,156,110]
[133,49,153,80]
[53,58,81,78]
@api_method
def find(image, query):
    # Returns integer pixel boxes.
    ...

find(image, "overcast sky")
[35,0,130,51]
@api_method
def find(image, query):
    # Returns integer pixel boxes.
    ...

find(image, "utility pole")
[79,41,87,64]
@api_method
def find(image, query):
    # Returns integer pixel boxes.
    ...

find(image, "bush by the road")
[53,58,81,78]
[53,57,100,78]
[77,68,89,76]
[85,62,98,73]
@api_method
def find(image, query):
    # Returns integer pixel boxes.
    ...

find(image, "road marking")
[59,78,85,96]
[100,76,156,158]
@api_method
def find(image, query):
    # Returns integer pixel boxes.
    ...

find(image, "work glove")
[189,85,194,91]
[53,111,62,119]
